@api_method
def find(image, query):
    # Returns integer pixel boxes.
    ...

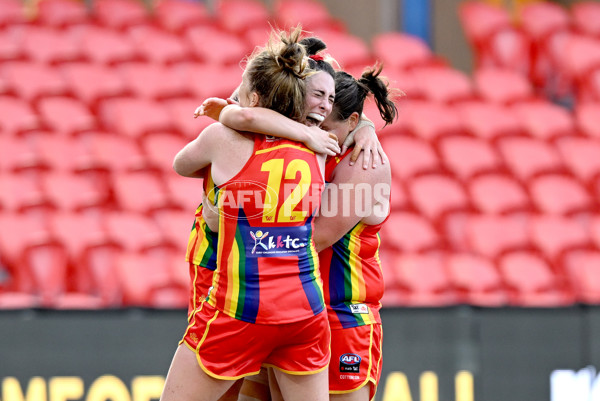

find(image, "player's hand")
[304,126,340,156]
[193,97,229,121]
[346,124,388,169]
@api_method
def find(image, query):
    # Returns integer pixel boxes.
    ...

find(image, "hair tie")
[309,54,324,61]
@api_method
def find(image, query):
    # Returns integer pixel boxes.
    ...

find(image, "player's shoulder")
[333,156,390,185]
[202,122,252,145]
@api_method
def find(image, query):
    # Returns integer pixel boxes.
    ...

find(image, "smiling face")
[303,71,335,127]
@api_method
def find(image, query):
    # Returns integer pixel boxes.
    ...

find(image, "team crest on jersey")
[349,303,369,314]
[339,353,361,373]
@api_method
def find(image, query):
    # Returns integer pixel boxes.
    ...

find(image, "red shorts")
[329,324,383,400]
[181,301,331,379]
[186,263,214,319]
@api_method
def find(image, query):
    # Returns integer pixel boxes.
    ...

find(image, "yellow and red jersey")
[207,135,325,324]
[185,170,218,269]
[320,149,388,329]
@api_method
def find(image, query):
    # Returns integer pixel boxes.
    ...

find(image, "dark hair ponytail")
[358,65,397,126]
[331,64,397,127]
[301,37,336,79]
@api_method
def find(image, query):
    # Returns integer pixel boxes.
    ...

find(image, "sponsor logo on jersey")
[340,353,361,373]
[250,230,307,255]
[350,303,369,314]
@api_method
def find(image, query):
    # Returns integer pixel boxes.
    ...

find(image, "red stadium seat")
[378,68,425,105]
[395,100,464,144]
[17,25,84,65]
[112,171,174,215]
[575,103,600,139]
[453,101,522,142]
[163,97,216,139]
[175,62,242,101]
[464,215,531,260]
[35,0,91,28]
[68,25,144,65]
[458,1,513,69]
[468,174,532,215]
[313,30,373,70]
[25,134,85,173]
[185,25,251,65]
[563,251,600,304]
[529,175,594,217]
[577,68,600,103]
[98,98,175,140]
[529,215,593,263]
[41,171,109,212]
[517,1,571,92]
[572,1,600,38]
[215,0,271,35]
[518,2,571,46]
[509,101,576,142]
[153,209,195,254]
[380,136,442,181]
[499,251,575,307]
[0,133,61,173]
[408,174,471,225]
[104,211,166,253]
[0,26,25,63]
[411,67,476,104]
[0,61,69,104]
[117,252,187,308]
[153,0,211,34]
[60,62,129,111]
[389,179,410,213]
[556,136,600,186]
[473,67,536,105]
[49,211,122,307]
[380,212,443,253]
[0,173,54,214]
[0,0,26,27]
[446,253,507,306]
[75,131,146,173]
[127,25,195,66]
[116,62,191,100]
[0,213,74,307]
[496,137,565,182]
[555,34,600,92]
[37,97,97,136]
[0,96,40,136]
[275,0,339,32]
[92,0,150,31]
[391,253,457,306]
[483,25,532,76]
[587,217,600,251]
[141,133,187,172]
[438,136,504,181]
[163,173,205,213]
[371,32,443,71]
[0,290,40,309]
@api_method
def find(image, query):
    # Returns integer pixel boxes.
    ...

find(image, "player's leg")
[272,368,329,401]
[160,345,235,401]
[267,367,284,401]
[330,386,371,401]
[238,369,271,401]
[217,379,244,401]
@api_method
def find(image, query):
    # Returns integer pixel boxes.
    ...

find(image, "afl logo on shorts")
[339,353,361,373]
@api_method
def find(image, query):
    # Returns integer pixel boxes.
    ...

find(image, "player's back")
[208,134,326,324]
